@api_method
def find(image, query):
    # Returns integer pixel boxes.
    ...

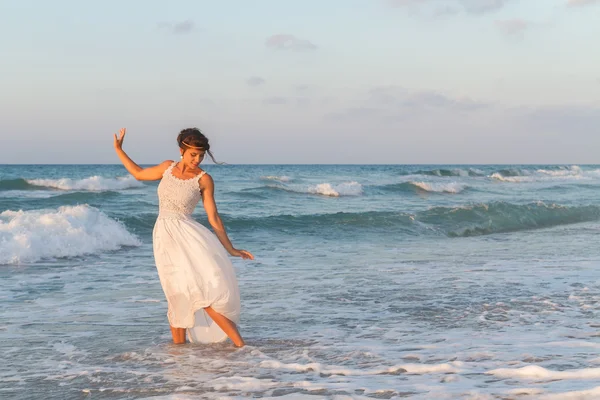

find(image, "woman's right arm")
[114,128,172,181]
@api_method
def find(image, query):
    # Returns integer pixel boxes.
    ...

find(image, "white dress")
[152,161,241,343]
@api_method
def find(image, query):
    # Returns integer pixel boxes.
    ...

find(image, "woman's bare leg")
[170,326,186,344]
[204,306,245,347]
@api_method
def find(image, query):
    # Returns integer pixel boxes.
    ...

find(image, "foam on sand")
[486,365,600,380]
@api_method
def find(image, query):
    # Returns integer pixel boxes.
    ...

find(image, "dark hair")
[177,127,222,164]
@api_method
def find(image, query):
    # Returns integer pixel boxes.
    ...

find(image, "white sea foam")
[543,341,600,349]
[138,397,209,400]
[259,359,462,375]
[212,376,281,391]
[268,181,363,197]
[537,165,583,176]
[261,175,292,183]
[418,168,480,177]
[132,299,161,303]
[506,388,545,396]
[539,386,600,399]
[0,190,56,199]
[27,176,143,191]
[0,205,141,264]
[463,393,495,400]
[489,173,526,182]
[410,181,466,194]
[486,365,600,380]
[307,182,363,197]
[490,165,594,183]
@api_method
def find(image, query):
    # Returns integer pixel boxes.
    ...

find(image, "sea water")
[1,164,600,399]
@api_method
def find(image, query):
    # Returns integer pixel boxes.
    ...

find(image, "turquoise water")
[2,164,600,399]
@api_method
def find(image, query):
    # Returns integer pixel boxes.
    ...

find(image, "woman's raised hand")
[113,128,126,151]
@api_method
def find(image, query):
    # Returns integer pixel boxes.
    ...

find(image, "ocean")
[1,164,600,399]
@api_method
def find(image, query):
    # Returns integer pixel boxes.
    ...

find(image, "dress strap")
[162,161,177,177]
[194,171,206,193]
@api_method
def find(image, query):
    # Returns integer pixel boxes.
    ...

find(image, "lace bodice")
[157,162,205,216]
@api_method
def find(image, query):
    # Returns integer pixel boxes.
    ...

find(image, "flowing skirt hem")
[153,215,241,344]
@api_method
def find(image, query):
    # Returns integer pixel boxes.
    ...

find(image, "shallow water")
[2,164,600,399]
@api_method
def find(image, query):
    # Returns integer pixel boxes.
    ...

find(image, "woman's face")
[181,148,205,168]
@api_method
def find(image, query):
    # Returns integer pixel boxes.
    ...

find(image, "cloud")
[495,19,530,36]
[567,0,600,6]
[318,87,600,163]
[460,0,507,14]
[262,96,312,107]
[247,77,266,87]
[324,107,382,121]
[296,97,311,107]
[265,34,317,51]
[324,86,490,125]
[519,105,600,133]
[368,86,488,111]
[263,97,288,105]
[433,6,461,16]
[158,20,195,34]
[388,0,426,5]
[295,84,311,92]
[388,0,508,15]
[408,92,487,110]
[328,86,600,137]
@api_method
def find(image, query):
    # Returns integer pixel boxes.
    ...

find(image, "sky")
[1,0,599,164]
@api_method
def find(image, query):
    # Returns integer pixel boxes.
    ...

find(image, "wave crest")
[265,182,363,197]
[377,181,468,194]
[420,201,600,237]
[490,165,590,183]
[0,205,141,264]
[0,178,33,191]
[213,202,600,237]
[307,182,363,197]
[409,181,466,194]
[260,175,292,183]
[25,176,143,191]
[414,168,483,177]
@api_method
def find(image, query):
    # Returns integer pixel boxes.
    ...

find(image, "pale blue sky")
[1,0,599,164]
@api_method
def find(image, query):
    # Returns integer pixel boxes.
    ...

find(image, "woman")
[113,127,253,347]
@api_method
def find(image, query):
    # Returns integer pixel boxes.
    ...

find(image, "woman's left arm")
[201,174,254,260]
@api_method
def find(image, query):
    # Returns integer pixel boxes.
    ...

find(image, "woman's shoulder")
[199,170,213,182]
[198,170,214,190]
[159,160,176,170]
[155,160,176,177]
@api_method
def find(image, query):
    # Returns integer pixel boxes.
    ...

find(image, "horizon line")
[1,163,598,166]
